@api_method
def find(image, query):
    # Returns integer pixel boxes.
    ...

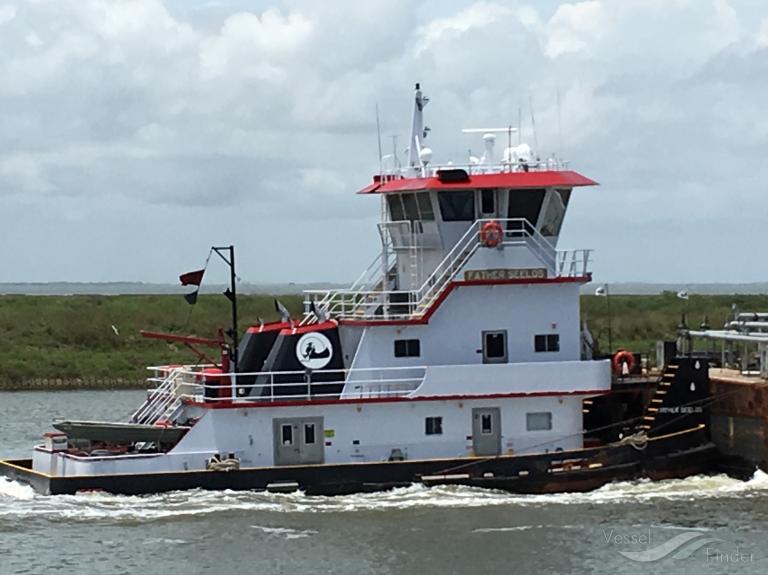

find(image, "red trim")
[280,320,338,336]
[187,388,609,410]
[246,321,292,334]
[358,171,597,194]
[339,276,591,327]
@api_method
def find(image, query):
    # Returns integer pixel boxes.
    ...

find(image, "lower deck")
[2,425,715,496]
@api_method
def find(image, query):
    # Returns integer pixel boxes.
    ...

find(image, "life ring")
[612,350,636,374]
[480,220,503,248]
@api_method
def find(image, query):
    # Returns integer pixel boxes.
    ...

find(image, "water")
[1,391,767,574]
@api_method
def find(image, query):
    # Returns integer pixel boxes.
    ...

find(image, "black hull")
[0,426,716,496]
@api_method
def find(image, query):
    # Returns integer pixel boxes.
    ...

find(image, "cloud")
[0,0,766,284]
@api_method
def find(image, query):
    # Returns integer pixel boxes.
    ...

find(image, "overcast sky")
[1,0,766,285]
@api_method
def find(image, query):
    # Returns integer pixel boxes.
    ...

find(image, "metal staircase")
[130,368,186,425]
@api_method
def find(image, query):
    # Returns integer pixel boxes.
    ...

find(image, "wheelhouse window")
[387,192,435,222]
[480,189,495,215]
[394,339,421,358]
[438,190,475,221]
[526,412,553,431]
[425,417,443,435]
[534,334,560,352]
[539,189,571,236]
[507,188,545,228]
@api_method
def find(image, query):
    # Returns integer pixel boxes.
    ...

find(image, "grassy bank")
[0,294,303,386]
[1,292,765,388]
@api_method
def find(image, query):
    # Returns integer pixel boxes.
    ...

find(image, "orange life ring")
[480,220,503,248]
[612,350,636,374]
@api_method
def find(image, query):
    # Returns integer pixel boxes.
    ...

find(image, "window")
[402,193,420,222]
[281,424,293,446]
[480,189,495,214]
[438,190,475,221]
[425,417,443,435]
[304,423,316,445]
[394,339,421,358]
[481,414,493,434]
[534,334,560,353]
[387,194,405,221]
[387,193,435,222]
[526,412,553,431]
[507,188,545,227]
[482,330,508,363]
[416,192,434,220]
[539,189,571,236]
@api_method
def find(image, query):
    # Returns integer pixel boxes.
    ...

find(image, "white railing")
[140,365,427,405]
[377,158,571,179]
[131,366,188,425]
[303,218,592,322]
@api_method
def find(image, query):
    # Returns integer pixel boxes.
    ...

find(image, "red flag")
[179,269,205,286]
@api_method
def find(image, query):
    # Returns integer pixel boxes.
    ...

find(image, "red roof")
[358,170,598,194]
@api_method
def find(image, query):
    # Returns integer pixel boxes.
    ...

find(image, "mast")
[408,83,428,176]
[213,245,238,372]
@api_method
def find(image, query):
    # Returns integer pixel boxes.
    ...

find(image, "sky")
[0,0,767,286]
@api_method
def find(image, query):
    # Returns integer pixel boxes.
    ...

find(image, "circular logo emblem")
[295,332,333,370]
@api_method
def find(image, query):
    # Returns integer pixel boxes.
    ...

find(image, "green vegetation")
[583,292,768,355]
[0,294,303,384]
[1,292,766,387]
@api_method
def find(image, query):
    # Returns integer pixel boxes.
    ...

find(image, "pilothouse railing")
[303,218,592,322]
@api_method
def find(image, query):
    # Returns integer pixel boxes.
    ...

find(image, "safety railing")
[377,158,571,179]
[131,366,190,425]
[141,365,427,404]
[303,218,592,321]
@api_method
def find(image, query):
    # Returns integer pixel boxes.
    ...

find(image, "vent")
[436,168,470,183]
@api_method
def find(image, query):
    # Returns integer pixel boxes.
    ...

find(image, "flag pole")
[212,245,239,373]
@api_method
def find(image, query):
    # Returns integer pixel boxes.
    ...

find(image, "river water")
[1,390,767,575]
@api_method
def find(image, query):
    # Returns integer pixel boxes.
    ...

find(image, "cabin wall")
[175,395,585,468]
[347,283,581,370]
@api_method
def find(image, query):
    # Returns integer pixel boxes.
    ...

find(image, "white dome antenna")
[462,126,518,165]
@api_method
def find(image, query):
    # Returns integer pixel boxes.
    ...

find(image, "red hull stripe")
[188,388,608,410]
[358,171,598,194]
[339,275,591,327]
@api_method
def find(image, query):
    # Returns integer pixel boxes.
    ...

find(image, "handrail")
[302,218,590,322]
[142,364,428,404]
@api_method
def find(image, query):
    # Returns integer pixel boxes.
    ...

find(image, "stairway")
[130,368,185,425]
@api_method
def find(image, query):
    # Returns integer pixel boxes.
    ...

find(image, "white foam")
[0,469,766,522]
[0,477,35,500]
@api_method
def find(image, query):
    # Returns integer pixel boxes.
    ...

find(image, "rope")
[614,430,648,451]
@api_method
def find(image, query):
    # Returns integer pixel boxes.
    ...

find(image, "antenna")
[376,103,383,174]
[528,92,539,154]
[556,87,563,158]
[517,106,522,145]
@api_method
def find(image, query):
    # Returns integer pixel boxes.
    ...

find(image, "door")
[482,330,508,364]
[273,417,325,465]
[472,408,501,456]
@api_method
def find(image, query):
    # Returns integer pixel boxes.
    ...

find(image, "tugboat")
[0,84,715,495]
